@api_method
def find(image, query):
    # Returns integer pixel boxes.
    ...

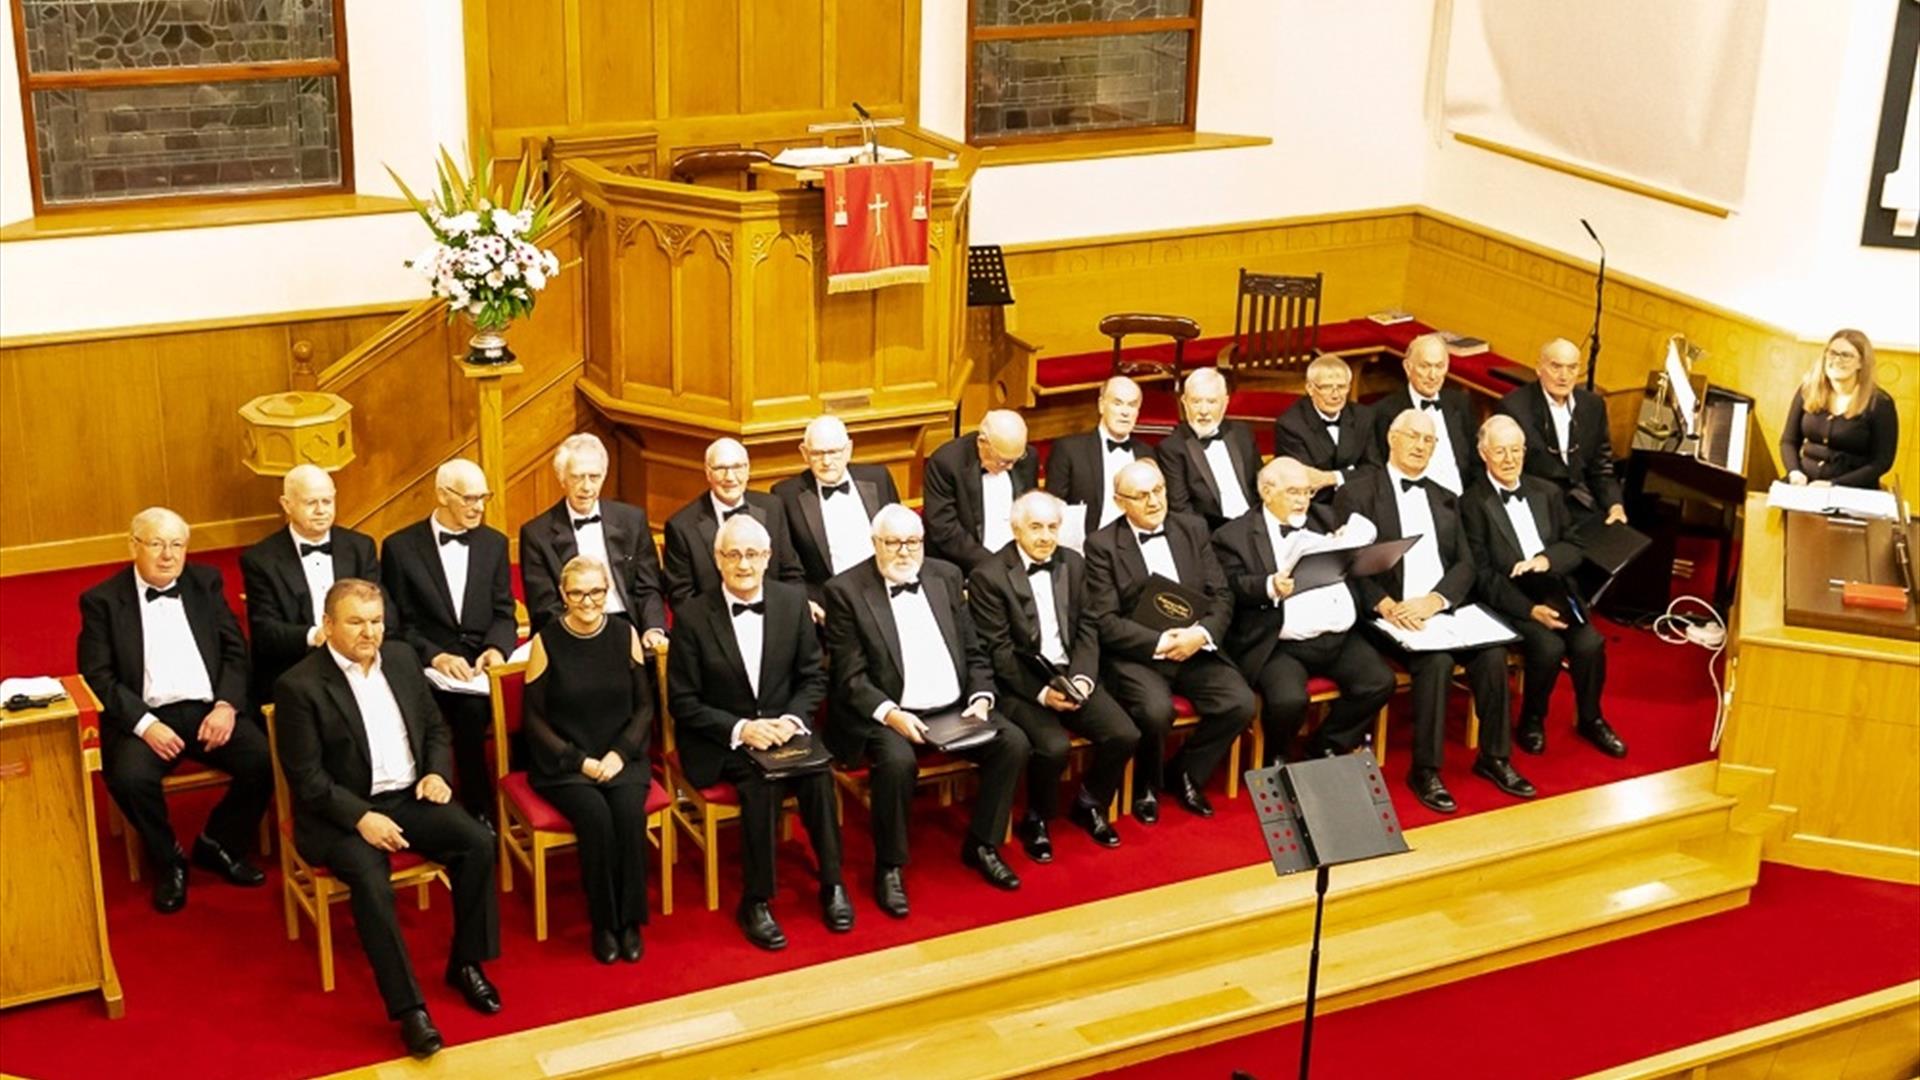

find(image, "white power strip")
[1652,596,1730,749]
[1685,622,1726,648]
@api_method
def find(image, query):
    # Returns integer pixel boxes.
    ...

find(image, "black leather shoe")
[737,901,788,951]
[820,884,854,933]
[1407,769,1457,814]
[1068,802,1121,848]
[874,866,909,919]
[192,835,266,887]
[619,925,644,963]
[152,860,188,914]
[1170,772,1214,818]
[1515,718,1547,756]
[1472,756,1537,799]
[1015,816,1054,863]
[445,963,501,1014]
[961,843,1022,891]
[397,1008,442,1059]
[590,928,619,965]
[1577,718,1629,758]
[1131,790,1160,825]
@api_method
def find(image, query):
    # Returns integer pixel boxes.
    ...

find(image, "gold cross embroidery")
[867,192,890,236]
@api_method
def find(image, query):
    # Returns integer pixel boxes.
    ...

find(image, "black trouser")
[846,710,1030,868]
[1376,637,1512,771]
[101,700,273,871]
[1511,619,1607,726]
[1252,632,1397,762]
[1104,653,1256,794]
[716,754,843,904]
[314,791,498,1019]
[431,689,495,823]
[533,778,655,932]
[1000,688,1139,818]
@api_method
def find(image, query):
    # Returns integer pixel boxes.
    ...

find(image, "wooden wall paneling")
[146,327,288,525]
[619,221,676,393]
[666,0,742,118]
[0,357,35,548]
[480,0,569,137]
[744,0,825,114]
[836,0,909,113]
[578,0,658,127]
[674,229,739,407]
[748,230,819,410]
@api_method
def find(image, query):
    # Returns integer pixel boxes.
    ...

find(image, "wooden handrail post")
[458,357,523,533]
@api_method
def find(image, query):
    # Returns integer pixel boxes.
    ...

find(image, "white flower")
[491,208,523,237]
[442,211,481,235]
[501,260,520,279]
[525,267,546,291]
[468,301,484,315]
[485,270,504,288]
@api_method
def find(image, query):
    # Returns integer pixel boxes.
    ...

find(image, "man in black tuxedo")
[1497,338,1628,533]
[519,433,669,647]
[1084,459,1256,821]
[78,507,271,913]
[969,492,1138,858]
[1368,333,1475,497]
[922,409,1039,575]
[823,505,1032,915]
[662,437,803,612]
[1273,356,1373,503]
[1335,410,1534,813]
[1462,416,1628,759]
[379,457,518,823]
[666,514,850,950]
[1044,376,1154,536]
[772,414,900,619]
[1154,366,1261,531]
[275,579,500,1059]
[1213,457,1396,762]
[240,464,380,708]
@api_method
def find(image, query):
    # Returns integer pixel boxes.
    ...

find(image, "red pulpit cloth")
[823,160,932,294]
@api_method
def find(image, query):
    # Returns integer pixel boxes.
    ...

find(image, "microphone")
[852,101,872,121]
[851,101,877,163]
[1579,218,1605,393]
[1580,217,1599,243]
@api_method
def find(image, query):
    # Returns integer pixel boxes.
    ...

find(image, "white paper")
[508,639,532,664]
[423,666,490,696]
[1766,481,1900,521]
[0,676,66,700]
[1058,505,1089,554]
[1723,400,1749,473]
[1665,339,1698,436]
[771,145,912,168]
[1372,603,1517,651]
[1276,513,1378,576]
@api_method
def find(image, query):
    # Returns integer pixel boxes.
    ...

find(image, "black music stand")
[1245,751,1411,1079]
[967,244,1014,307]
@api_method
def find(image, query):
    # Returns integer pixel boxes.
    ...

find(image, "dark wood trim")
[972,121,1195,149]
[964,0,978,144]
[1185,0,1203,132]
[7,0,43,216]
[22,57,342,90]
[331,0,356,196]
[970,16,1197,41]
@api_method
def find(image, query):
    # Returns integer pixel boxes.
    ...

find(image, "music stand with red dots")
[1245,750,1410,1079]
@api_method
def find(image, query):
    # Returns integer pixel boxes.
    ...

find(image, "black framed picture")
[1862,0,1920,249]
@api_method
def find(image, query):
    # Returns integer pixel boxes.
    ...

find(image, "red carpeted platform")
[1096,862,1920,1080]
[0,617,1721,1079]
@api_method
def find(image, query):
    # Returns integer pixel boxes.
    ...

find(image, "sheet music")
[423,666,490,696]
[1723,400,1749,473]
[1275,513,1378,575]
[1665,339,1698,436]
[1765,481,1900,520]
[1058,504,1089,553]
[1371,603,1518,651]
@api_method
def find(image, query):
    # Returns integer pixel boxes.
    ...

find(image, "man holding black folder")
[1085,459,1256,822]
[666,514,850,950]
[1462,417,1627,759]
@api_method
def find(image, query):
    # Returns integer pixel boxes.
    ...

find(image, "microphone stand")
[1581,218,1605,394]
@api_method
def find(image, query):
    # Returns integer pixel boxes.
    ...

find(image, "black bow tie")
[1399,477,1427,493]
[1136,529,1166,544]
[820,481,851,499]
[144,584,181,603]
[730,600,766,617]
[1319,415,1342,429]
[439,531,471,546]
[298,541,332,557]
[888,580,921,597]
[1417,398,1440,411]
[571,514,601,529]
[1194,432,1222,446]
[1104,438,1131,453]
[1501,487,1526,504]
[1277,524,1301,538]
[1026,559,1055,575]
[721,504,749,520]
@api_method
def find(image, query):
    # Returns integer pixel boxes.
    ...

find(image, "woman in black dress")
[523,556,655,963]
[1780,329,1899,489]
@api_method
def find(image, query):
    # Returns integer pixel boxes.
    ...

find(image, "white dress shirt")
[328,646,417,795]
[1387,465,1446,601]
[711,492,749,525]
[721,589,809,747]
[873,579,970,719]
[1263,509,1356,640]
[1490,475,1547,559]
[1196,426,1251,519]
[133,569,217,737]
[1546,393,1575,465]
[292,526,334,627]
[1097,424,1135,526]
[430,517,470,622]
[569,502,627,615]
[1020,550,1070,669]
[981,470,1014,554]
[1314,409,1351,487]
[1409,392,1463,494]
[1137,527,1181,583]
[819,478,875,575]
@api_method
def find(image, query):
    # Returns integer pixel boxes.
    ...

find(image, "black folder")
[1290,535,1420,594]
[1516,571,1588,625]
[920,706,999,752]
[744,731,833,779]
[1127,574,1210,633]
[1571,521,1653,576]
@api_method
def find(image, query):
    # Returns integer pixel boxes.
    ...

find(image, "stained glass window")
[968,0,1199,144]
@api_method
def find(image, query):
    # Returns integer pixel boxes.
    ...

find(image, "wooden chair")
[1217,270,1322,377]
[1100,313,1202,382]
[1370,653,1524,767]
[263,706,445,992]
[1118,696,1251,810]
[111,764,272,882]
[488,661,675,939]
[670,147,773,190]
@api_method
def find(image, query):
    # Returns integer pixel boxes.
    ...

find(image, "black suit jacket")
[1082,511,1235,663]
[772,464,899,600]
[1497,383,1622,512]
[967,544,1100,703]
[1332,466,1475,614]
[1154,421,1262,530]
[518,498,668,636]
[273,641,452,861]
[1211,503,1349,677]
[1460,476,1585,622]
[922,432,1039,574]
[1368,387,1477,479]
[666,580,826,789]
[240,526,380,706]
[77,563,250,742]
[661,491,803,612]
[379,519,518,664]
[1043,429,1153,535]
[1274,399,1373,484]
[821,558,992,758]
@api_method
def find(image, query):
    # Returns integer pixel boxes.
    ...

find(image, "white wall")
[0,0,466,339]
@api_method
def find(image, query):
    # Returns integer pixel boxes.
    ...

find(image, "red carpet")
[0,617,1718,1079]
[1097,863,1920,1080]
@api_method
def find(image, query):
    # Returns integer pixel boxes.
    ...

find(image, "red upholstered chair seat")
[665,751,740,806]
[1306,676,1339,697]
[309,850,430,879]
[500,772,570,833]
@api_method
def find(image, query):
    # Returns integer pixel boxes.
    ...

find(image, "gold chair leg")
[416,880,430,910]
[659,816,674,916]
[1374,705,1390,767]
[1467,698,1481,752]
[283,878,299,941]
[315,882,336,992]
[703,812,721,912]
[1120,760,1135,813]
[532,840,549,942]
[498,817,515,894]
[1226,735,1242,799]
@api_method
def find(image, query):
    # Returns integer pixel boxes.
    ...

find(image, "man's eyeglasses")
[440,487,491,508]
[708,462,751,475]
[802,445,851,460]
[718,548,770,563]
[877,537,923,553]
[134,537,187,555]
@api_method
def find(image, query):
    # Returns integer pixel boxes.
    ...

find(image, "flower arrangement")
[388,149,560,364]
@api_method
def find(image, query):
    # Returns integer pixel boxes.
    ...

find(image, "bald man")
[1367,333,1476,496]
[1496,338,1627,533]
[1154,367,1261,531]
[772,415,901,609]
[922,411,1039,575]
[241,464,381,707]
[662,437,803,612]
[1043,376,1155,535]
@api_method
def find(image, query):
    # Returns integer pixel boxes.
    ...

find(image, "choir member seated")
[275,579,501,1059]
[1043,375,1154,537]
[78,506,271,912]
[822,505,1032,915]
[1463,417,1627,759]
[1368,333,1476,496]
[1781,329,1899,489]
[1497,339,1628,534]
[380,458,517,825]
[772,414,900,621]
[1153,366,1261,531]
[667,515,851,950]
[1335,410,1534,813]
[1272,355,1373,500]
[662,437,803,612]
[968,491,1139,858]
[1084,459,1255,821]
[922,409,1038,575]
[519,433,669,650]
[240,464,380,709]
[1213,457,1396,762]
